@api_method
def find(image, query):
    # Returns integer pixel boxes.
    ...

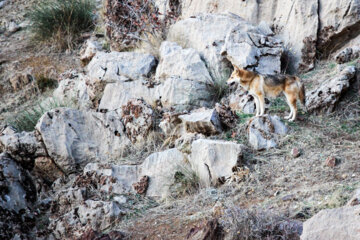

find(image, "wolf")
[227,66,305,121]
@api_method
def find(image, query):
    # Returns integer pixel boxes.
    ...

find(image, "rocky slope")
[1,0,360,239]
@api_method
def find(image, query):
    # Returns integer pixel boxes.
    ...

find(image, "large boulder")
[36,108,131,174]
[167,13,283,78]
[87,51,157,83]
[189,139,243,186]
[179,108,222,135]
[301,206,360,240]
[306,66,356,113]
[156,41,213,84]
[139,148,186,197]
[227,86,256,114]
[0,128,46,166]
[247,115,288,150]
[335,46,360,64]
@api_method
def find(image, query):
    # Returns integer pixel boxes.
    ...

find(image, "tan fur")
[227,66,306,121]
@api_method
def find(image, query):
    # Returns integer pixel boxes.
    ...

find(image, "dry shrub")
[103,0,178,52]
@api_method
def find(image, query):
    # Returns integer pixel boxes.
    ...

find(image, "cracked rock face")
[36,108,131,174]
[189,139,244,186]
[306,66,356,113]
[247,115,288,150]
[87,51,157,83]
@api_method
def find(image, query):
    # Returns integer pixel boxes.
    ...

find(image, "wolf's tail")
[296,77,306,107]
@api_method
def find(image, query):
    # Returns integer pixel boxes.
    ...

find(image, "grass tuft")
[29,0,95,49]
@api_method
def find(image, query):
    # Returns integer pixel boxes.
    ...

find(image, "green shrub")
[29,0,95,49]
[36,74,58,92]
[8,99,72,132]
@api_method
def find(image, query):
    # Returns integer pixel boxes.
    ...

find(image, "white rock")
[139,148,186,197]
[179,108,222,135]
[301,206,360,240]
[189,139,243,186]
[248,115,288,150]
[36,108,131,174]
[306,66,356,113]
[87,51,157,83]
[156,41,213,84]
[79,39,102,64]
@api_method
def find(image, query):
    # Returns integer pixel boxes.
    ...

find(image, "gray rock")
[79,39,103,65]
[228,86,256,114]
[139,148,186,197]
[156,41,213,84]
[179,108,222,135]
[301,206,360,240]
[0,129,46,164]
[306,66,356,113]
[248,115,288,150]
[189,139,243,186]
[335,46,360,64]
[36,108,131,174]
[87,51,157,83]
[8,21,20,33]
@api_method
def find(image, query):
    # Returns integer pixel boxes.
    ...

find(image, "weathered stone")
[347,188,360,206]
[291,148,300,158]
[36,108,131,174]
[306,66,356,113]
[335,46,360,64]
[87,51,157,83]
[80,39,102,65]
[159,112,184,137]
[83,163,139,195]
[325,156,336,168]
[9,72,33,91]
[156,41,213,84]
[121,98,154,143]
[301,206,360,240]
[139,148,186,197]
[132,175,149,195]
[227,87,256,114]
[179,108,222,135]
[186,218,222,240]
[189,139,243,186]
[247,115,288,150]
[215,103,238,129]
[0,129,46,165]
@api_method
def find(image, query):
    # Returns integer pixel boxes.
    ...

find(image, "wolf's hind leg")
[289,97,297,122]
[252,95,260,116]
[258,93,265,116]
[284,93,293,120]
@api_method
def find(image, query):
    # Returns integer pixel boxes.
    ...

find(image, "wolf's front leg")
[253,95,260,116]
[256,93,265,116]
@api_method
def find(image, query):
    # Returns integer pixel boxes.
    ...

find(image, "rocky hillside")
[0,0,359,239]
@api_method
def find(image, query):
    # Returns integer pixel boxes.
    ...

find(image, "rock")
[335,46,360,64]
[83,163,139,195]
[156,41,213,84]
[179,1,318,72]
[139,148,186,197]
[301,206,360,240]
[179,108,222,135]
[215,103,238,129]
[53,73,92,110]
[159,112,184,137]
[121,98,154,143]
[221,21,283,74]
[175,132,206,156]
[79,229,126,240]
[325,156,337,168]
[189,139,243,186]
[317,0,360,57]
[87,51,157,83]
[8,21,20,33]
[0,129,47,166]
[80,39,102,65]
[36,108,131,174]
[0,154,36,239]
[156,76,212,110]
[49,200,124,239]
[306,66,356,113]
[33,157,64,182]
[247,115,288,150]
[228,87,256,114]
[98,80,155,112]
[0,1,7,9]
[291,148,300,158]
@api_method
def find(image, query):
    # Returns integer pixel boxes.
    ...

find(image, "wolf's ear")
[232,63,240,71]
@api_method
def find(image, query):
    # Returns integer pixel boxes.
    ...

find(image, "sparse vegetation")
[7,98,74,132]
[29,0,95,49]
[171,164,200,197]
[35,74,58,92]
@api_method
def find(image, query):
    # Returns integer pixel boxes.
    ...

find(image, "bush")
[29,0,95,49]
[7,99,72,132]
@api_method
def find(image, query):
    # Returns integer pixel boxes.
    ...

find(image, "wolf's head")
[227,65,254,90]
